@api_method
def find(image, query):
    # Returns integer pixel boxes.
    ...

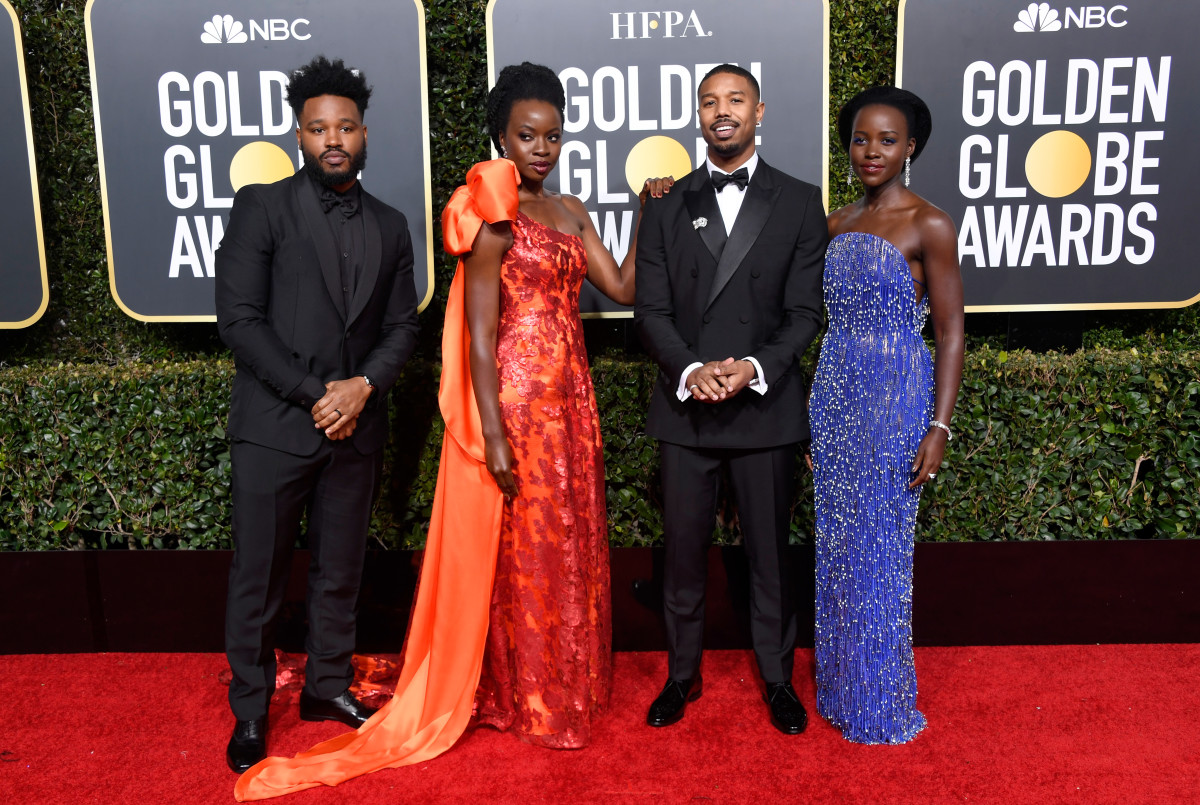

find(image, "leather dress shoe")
[226,717,267,773]
[647,675,702,727]
[764,682,808,735]
[299,689,378,728]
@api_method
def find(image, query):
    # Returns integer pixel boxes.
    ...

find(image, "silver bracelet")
[929,419,953,441]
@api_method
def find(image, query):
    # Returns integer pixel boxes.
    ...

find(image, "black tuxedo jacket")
[634,159,828,449]
[215,171,419,457]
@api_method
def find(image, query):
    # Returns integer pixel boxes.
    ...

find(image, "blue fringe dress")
[810,232,933,744]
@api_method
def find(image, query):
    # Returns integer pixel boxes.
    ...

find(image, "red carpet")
[2,646,1197,803]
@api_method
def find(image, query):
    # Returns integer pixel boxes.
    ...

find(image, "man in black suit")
[635,64,827,734]
[215,56,419,771]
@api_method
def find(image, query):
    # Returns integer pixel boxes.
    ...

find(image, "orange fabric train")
[234,159,521,801]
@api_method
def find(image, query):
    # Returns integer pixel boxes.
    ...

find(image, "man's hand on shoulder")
[312,378,373,437]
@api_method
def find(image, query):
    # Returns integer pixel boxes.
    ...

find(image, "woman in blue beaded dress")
[809,87,964,744]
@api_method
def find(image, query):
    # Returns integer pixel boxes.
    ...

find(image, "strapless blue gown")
[809,231,934,744]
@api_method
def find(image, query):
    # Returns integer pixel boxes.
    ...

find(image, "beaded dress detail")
[473,211,612,748]
[809,231,933,744]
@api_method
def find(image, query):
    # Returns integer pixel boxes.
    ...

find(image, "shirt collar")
[706,151,759,182]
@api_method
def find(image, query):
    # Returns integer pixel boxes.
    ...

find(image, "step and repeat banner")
[85,0,433,321]
[899,0,1197,310]
[488,0,829,316]
[1,0,48,329]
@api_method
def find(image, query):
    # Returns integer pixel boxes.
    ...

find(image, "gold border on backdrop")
[486,0,831,320]
[896,0,1199,313]
[411,0,434,314]
[819,0,830,216]
[1,0,50,329]
[84,0,435,322]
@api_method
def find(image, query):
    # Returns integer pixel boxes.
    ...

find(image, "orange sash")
[234,159,521,801]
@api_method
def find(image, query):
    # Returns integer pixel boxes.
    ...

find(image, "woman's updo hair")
[837,86,933,162]
[485,62,567,153]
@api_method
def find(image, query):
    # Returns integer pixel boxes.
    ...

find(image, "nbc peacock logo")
[200,14,248,44]
[1013,3,1062,33]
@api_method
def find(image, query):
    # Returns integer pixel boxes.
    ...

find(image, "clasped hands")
[687,357,756,403]
[311,378,372,440]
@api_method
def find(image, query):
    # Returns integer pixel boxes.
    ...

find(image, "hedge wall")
[2,1,1197,550]
[2,349,1196,550]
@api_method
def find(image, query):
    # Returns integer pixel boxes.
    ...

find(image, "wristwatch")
[360,374,375,394]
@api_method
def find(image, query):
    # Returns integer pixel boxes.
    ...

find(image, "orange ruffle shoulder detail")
[233,159,519,801]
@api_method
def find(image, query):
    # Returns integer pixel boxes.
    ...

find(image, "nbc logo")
[201,14,248,44]
[200,14,311,44]
[1014,3,1062,32]
[1014,3,1129,32]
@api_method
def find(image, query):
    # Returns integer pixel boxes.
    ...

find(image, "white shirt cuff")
[743,356,767,395]
[676,362,704,401]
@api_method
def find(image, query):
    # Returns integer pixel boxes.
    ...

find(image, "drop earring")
[500,145,508,158]
[846,163,854,186]
[904,156,911,187]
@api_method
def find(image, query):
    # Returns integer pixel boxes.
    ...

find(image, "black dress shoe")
[299,689,378,728]
[647,675,702,727]
[764,682,808,735]
[226,717,267,773]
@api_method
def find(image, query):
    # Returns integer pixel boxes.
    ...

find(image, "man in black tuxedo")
[216,56,419,771]
[635,64,827,734]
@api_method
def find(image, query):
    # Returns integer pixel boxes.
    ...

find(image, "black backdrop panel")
[86,0,433,321]
[900,0,1199,310]
[0,0,48,329]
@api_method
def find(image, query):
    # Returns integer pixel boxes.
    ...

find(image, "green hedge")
[3,349,1196,550]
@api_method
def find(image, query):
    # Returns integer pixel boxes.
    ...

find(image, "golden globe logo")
[957,55,1168,269]
[200,14,311,44]
[158,70,297,277]
[610,11,711,39]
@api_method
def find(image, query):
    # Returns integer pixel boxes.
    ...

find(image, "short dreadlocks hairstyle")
[286,56,372,119]
[485,62,566,153]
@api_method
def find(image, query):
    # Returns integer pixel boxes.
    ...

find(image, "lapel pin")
[692,217,708,230]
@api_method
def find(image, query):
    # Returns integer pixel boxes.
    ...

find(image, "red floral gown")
[473,207,612,748]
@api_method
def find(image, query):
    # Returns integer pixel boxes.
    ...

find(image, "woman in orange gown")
[234,62,670,799]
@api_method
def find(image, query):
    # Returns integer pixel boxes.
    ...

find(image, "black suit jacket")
[215,171,419,456]
[634,160,827,449]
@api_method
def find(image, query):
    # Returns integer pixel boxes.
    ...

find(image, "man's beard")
[708,138,746,158]
[303,145,368,189]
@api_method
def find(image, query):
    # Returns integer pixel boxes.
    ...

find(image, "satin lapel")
[683,180,726,264]
[347,198,382,326]
[705,167,781,310]
[295,174,347,320]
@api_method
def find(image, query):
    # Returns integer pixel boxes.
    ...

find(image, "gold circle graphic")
[229,142,295,193]
[1025,130,1091,199]
[625,136,693,195]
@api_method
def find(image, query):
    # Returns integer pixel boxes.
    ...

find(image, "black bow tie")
[319,188,360,218]
[711,167,750,192]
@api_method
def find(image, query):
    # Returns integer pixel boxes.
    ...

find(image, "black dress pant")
[225,436,382,721]
[659,441,797,684]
